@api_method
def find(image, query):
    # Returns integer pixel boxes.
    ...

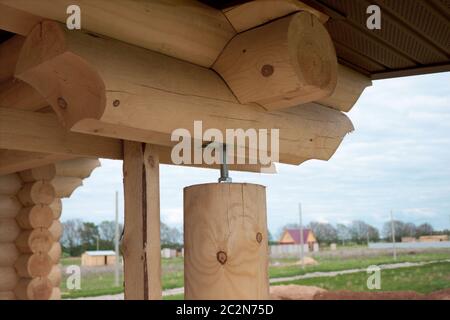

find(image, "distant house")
[279,228,317,251]
[419,235,449,242]
[401,237,416,243]
[81,250,117,266]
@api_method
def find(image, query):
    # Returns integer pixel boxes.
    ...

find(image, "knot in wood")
[261,64,274,77]
[57,97,67,109]
[113,99,121,107]
[256,232,263,243]
[216,251,227,265]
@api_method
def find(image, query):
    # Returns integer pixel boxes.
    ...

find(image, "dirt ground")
[270,285,450,300]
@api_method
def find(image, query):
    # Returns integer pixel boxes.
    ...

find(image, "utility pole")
[299,203,305,269]
[390,210,397,261]
[114,190,120,287]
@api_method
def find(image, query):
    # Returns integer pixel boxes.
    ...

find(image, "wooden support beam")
[0,3,42,36]
[15,21,353,166]
[214,12,338,110]
[54,158,100,178]
[0,35,25,83]
[0,0,235,67]
[122,141,162,300]
[0,79,48,111]
[223,0,329,33]
[51,176,83,198]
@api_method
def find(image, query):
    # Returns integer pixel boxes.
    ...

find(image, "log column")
[184,183,269,300]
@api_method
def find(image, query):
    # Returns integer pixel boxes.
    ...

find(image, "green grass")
[278,261,450,294]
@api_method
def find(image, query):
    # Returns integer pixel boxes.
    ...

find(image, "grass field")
[60,250,450,299]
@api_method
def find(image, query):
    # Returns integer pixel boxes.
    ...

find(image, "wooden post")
[184,183,269,300]
[122,141,162,300]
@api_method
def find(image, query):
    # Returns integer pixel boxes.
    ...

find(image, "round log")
[51,176,83,198]
[48,242,62,264]
[14,277,53,300]
[213,11,337,110]
[49,198,62,220]
[19,164,56,182]
[55,158,101,178]
[17,181,55,206]
[49,287,61,300]
[0,173,22,195]
[0,195,21,218]
[48,220,63,241]
[14,253,53,278]
[0,267,18,291]
[16,205,54,229]
[184,183,269,300]
[0,291,16,300]
[15,229,53,254]
[0,243,19,267]
[48,265,61,287]
[0,218,20,242]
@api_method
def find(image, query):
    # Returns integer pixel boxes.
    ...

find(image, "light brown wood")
[123,141,162,300]
[0,243,19,267]
[15,21,353,166]
[184,183,269,300]
[48,264,61,287]
[19,165,56,182]
[49,198,62,220]
[14,253,53,277]
[0,79,48,111]
[55,158,100,178]
[0,195,21,218]
[17,181,55,206]
[214,12,337,110]
[223,0,329,33]
[0,0,235,67]
[0,173,22,195]
[14,277,53,300]
[48,242,61,264]
[0,149,72,176]
[0,218,20,242]
[49,287,61,300]
[318,64,372,112]
[15,229,53,254]
[0,291,15,300]
[0,3,42,36]
[0,267,18,291]
[51,176,83,198]
[48,220,63,242]
[0,35,25,83]
[16,205,54,229]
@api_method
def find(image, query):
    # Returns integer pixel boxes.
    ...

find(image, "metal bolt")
[57,97,67,109]
[256,232,263,243]
[261,64,274,77]
[216,251,227,265]
[113,99,120,107]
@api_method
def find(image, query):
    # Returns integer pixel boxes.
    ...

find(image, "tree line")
[279,220,449,245]
[61,219,183,257]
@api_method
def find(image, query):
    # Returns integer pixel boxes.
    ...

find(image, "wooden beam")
[223,0,329,33]
[0,0,235,68]
[15,21,353,166]
[0,79,48,111]
[214,12,338,110]
[122,141,162,300]
[371,63,450,80]
[0,4,42,36]
[0,35,25,83]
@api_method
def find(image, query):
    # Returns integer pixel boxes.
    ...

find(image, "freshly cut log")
[0,291,15,300]
[51,176,83,198]
[0,173,22,195]
[0,267,18,291]
[19,165,56,182]
[318,64,372,112]
[55,158,100,178]
[14,277,53,300]
[48,242,61,264]
[17,181,55,206]
[0,243,19,267]
[214,12,337,110]
[0,195,21,218]
[49,198,62,220]
[223,0,329,33]
[15,229,53,253]
[16,205,54,229]
[48,265,61,287]
[0,35,25,82]
[49,287,61,300]
[184,183,269,300]
[0,218,20,242]
[48,220,63,241]
[14,253,53,277]
[15,21,353,166]
[0,79,48,111]
[0,0,235,67]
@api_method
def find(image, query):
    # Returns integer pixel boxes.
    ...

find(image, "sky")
[61,72,450,237]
